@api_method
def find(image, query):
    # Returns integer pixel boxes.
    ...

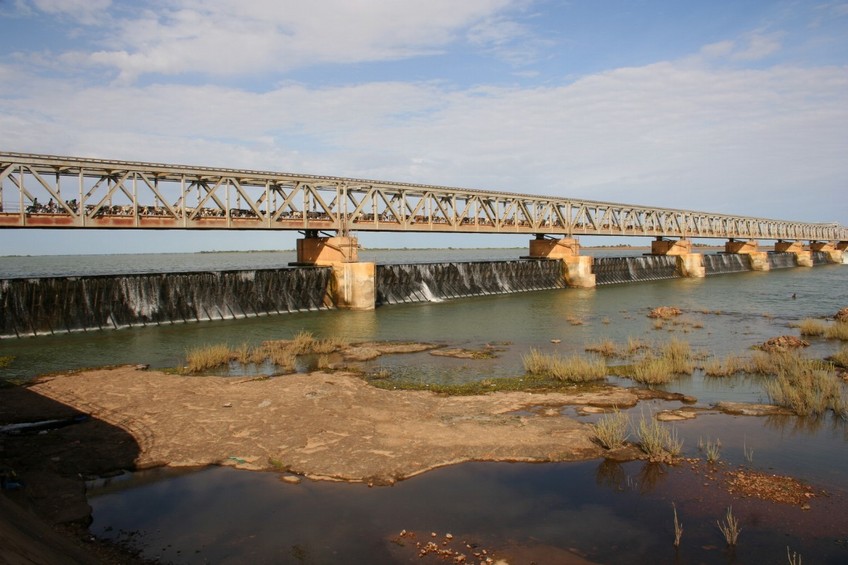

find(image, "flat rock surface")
[714,401,794,416]
[27,367,641,483]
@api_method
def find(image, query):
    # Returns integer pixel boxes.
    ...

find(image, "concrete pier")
[774,240,812,267]
[296,235,376,310]
[809,241,843,264]
[527,236,595,288]
[725,239,770,271]
[650,238,705,278]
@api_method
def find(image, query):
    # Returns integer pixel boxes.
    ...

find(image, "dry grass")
[661,338,694,374]
[632,355,676,384]
[185,343,232,373]
[627,337,650,354]
[585,339,621,358]
[717,506,741,546]
[591,408,630,449]
[184,331,347,374]
[704,437,722,464]
[797,318,827,336]
[763,355,846,417]
[744,351,777,375]
[703,355,746,377]
[637,410,683,460]
[826,322,848,341]
[832,346,848,368]
[673,503,683,548]
[628,338,693,385]
[522,349,607,382]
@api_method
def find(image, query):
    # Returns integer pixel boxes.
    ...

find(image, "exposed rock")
[656,409,700,422]
[631,389,697,404]
[714,401,793,416]
[755,335,809,352]
[648,306,682,319]
[430,347,499,359]
[28,366,620,484]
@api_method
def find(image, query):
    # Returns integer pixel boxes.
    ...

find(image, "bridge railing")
[1,152,846,241]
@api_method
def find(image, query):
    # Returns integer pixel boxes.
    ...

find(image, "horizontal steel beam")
[1,152,845,241]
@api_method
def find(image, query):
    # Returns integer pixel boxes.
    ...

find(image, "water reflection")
[595,459,670,494]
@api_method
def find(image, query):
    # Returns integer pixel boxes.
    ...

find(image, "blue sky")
[1,0,847,255]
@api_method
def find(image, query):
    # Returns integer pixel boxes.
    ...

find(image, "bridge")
[2,152,846,241]
[2,151,845,309]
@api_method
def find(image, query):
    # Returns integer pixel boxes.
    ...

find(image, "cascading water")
[0,267,332,338]
[767,252,797,269]
[811,251,830,266]
[703,253,753,275]
[376,260,565,305]
[592,255,679,285]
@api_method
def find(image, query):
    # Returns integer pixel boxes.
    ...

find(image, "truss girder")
[1,152,845,242]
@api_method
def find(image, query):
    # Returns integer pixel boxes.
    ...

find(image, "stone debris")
[756,335,809,352]
[648,306,682,319]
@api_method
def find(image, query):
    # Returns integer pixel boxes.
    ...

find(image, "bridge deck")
[1,152,845,241]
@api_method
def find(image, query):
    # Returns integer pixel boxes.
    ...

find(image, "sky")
[1,0,847,255]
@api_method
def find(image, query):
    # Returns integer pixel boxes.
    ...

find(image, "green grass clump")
[185,344,233,373]
[591,409,631,449]
[522,349,607,382]
[637,411,683,461]
[798,318,828,336]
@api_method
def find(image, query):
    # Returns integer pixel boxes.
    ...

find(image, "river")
[1,248,847,563]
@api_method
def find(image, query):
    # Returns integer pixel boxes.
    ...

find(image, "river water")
[2,248,847,563]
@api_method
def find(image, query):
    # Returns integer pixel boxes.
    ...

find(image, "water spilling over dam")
[376,260,566,305]
[1,268,332,338]
[1,250,839,338]
[592,256,679,285]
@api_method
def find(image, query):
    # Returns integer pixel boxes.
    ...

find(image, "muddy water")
[2,250,847,563]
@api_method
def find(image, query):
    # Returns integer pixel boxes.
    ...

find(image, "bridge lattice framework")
[1,152,845,242]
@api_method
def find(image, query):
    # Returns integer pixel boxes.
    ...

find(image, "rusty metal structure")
[1,152,846,242]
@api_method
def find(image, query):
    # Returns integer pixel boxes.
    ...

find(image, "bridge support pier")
[725,239,770,271]
[650,238,704,278]
[808,241,843,264]
[296,234,375,310]
[775,240,812,267]
[527,236,595,288]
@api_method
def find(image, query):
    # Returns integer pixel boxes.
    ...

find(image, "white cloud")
[3,57,845,224]
[698,32,782,63]
[30,0,112,24]
[63,0,517,82]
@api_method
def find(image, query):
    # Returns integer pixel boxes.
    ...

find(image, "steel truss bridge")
[1,152,845,242]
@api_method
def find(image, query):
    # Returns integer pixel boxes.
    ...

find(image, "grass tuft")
[591,408,630,449]
[703,355,745,377]
[585,339,620,357]
[825,322,848,341]
[522,349,607,382]
[673,503,683,548]
[831,346,848,369]
[185,344,232,373]
[761,352,846,417]
[797,318,827,336]
[717,506,741,546]
[637,410,683,461]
